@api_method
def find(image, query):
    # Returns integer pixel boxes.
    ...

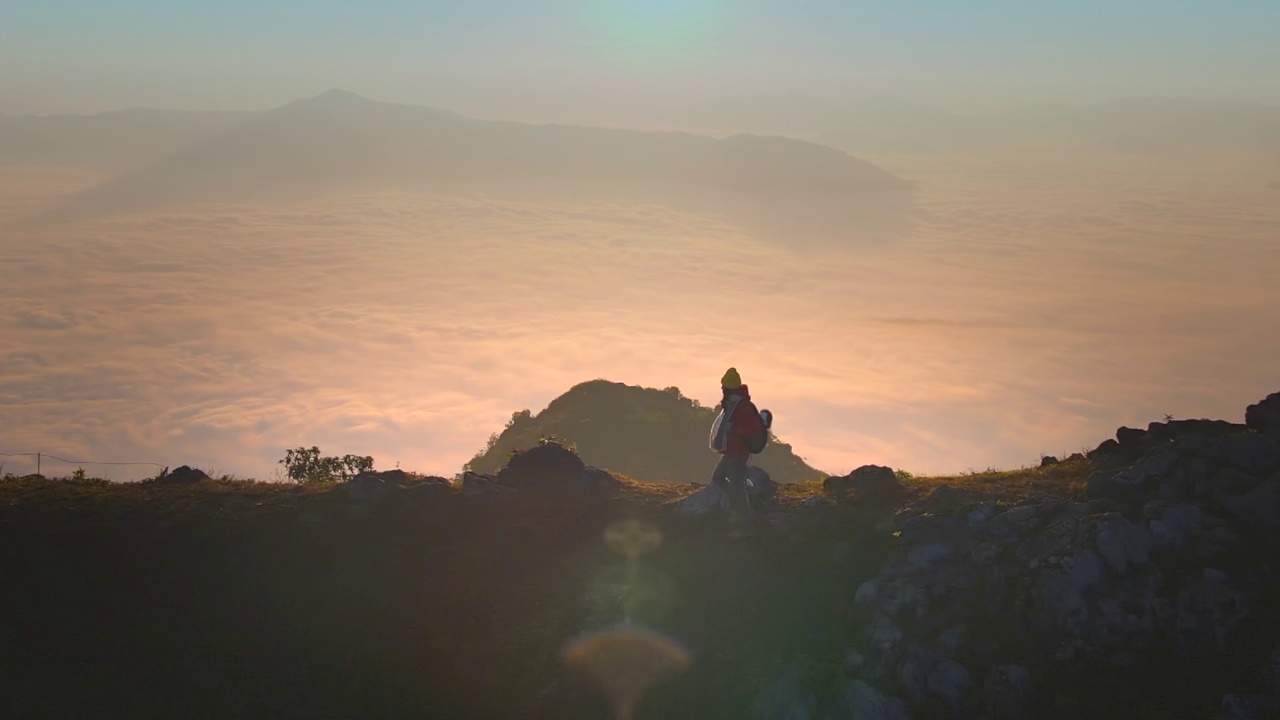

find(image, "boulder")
[1146,503,1208,552]
[1246,392,1280,436]
[495,441,619,496]
[1087,438,1120,460]
[1267,647,1280,695]
[460,471,517,498]
[1222,694,1279,720]
[1173,568,1249,652]
[155,465,211,484]
[1198,433,1280,469]
[669,467,776,516]
[497,440,585,484]
[1218,479,1280,529]
[898,648,973,714]
[824,465,901,497]
[751,667,816,720]
[373,468,414,486]
[745,465,778,504]
[347,472,386,502]
[925,484,966,510]
[982,665,1032,720]
[1040,455,1060,467]
[839,680,911,720]
[1201,468,1263,498]
[1116,426,1146,444]
[1094,515,1151,576]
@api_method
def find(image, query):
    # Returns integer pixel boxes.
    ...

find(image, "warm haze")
[2,1,1279,481]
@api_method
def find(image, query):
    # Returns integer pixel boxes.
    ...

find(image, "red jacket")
[721,385,764,457]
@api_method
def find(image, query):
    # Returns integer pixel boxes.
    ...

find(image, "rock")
[1040,455,1060,467]
[1068,548,1105,588]
[460,471,517,498]
[1066,452,1086,462]
[1221,694,1279,720]
[1094,515,1151,576]
[155,465,211,484]
[1205,433,1280,469]
[866,619,904,651]
[1267,647,1280,695]
[497,442,577,485]
[401,477,455,500]
[347,472,386,502]
[824,465,901,496]
[580,467,623,494]
[495,441,619,496]
[1087,438,1120,459]
[1245,392,1280,436]
[982,665,1032,720]
[839,680,911,720]
[906,543,954,569]
[670,469,774,517]
[1146,502,1207,552]
[1174,568,1249,652]
[855,579,880,605]
[899,649,973,714]
[1151,456,1206,503]
[751,666,816,720]
[1218,479,1280,529]
[1116,426,1146,444]
[936,625,967,655]
[1148,419,1244,439]
[372,469,413,486]
[745,466,778,504]
[670,482,729,516]
[1088,450,1178,504]
[1203,468,1263,498]
[925,483,966,510]
[967,502,998,526]
[994,505,1043,534]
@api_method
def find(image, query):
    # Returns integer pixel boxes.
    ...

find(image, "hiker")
[709,367,765,533]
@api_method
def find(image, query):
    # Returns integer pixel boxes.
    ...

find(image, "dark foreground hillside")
[0,473,888,720]
[3,390,1280,719]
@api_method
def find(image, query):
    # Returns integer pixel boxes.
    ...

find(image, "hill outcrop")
[465,379,826,485]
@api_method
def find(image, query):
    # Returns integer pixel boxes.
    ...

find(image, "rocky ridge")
[778,392,1280,720]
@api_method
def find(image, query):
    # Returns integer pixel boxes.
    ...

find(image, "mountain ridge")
[36,89,905,220]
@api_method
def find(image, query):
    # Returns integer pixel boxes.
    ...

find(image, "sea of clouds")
[2,155,1277,481]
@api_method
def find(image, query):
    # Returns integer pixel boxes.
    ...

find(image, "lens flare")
[562,626,691,720]
[603,519,664,558]
[579,0,727,72]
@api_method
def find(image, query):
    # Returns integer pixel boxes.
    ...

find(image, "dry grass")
[0,456,1093,524]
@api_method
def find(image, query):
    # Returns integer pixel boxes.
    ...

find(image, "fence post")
[37,452,41,476]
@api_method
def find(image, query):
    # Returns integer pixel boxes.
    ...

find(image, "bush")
[279,446,373,484]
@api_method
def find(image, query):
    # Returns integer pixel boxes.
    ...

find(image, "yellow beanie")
[721,367,742,389]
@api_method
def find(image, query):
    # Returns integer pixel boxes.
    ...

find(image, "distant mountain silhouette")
[465,379,826,485]
[0,107,254,171]
[48,90,906,220]
[686,92,1280,158]
[986,97,1280,156]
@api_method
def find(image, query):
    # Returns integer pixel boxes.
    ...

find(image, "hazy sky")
[4,1,1279,116]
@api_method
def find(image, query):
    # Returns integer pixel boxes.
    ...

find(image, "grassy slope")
[0,460,1094,719]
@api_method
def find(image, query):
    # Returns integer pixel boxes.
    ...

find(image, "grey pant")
[711,454,753,525]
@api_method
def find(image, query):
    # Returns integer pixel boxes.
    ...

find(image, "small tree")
[279,446,374,484]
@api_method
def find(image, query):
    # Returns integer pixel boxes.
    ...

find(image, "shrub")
[279,446,373,484]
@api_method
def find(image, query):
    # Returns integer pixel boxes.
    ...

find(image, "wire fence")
[0,451,166,480]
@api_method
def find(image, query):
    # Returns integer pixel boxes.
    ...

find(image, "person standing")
[709,367,764,534]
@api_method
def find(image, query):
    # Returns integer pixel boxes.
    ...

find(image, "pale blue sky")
[2,0,1278,115]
